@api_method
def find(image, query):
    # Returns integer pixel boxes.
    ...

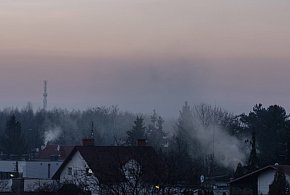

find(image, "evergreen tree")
[247,131,259,171]
[147,110,167,150]
[234,162,244,178]
[1,115,27,155]
[269,168,290,195]
[167,102,202,185]
[173,101,194,154]
[240,104,290,166]
[21,103,42,152]
[150,109,158,128]
[286,137,290,164]
[126,116,146,146]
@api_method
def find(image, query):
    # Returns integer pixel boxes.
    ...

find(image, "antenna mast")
[43,80,48,110]
[91,121,94,138]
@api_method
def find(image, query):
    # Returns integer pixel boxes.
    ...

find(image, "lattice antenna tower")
[43,80,48,110]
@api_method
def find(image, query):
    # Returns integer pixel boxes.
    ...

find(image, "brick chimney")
[82,138,95,146]
[136,139,146,146]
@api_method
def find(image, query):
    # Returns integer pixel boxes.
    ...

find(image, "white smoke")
[179,103,249,169]
[43,127,62,147]
[192,121,247,169]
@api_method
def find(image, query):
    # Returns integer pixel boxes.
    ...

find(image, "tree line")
[1,102,290,186]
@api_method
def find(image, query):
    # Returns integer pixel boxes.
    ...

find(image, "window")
[48,163,51,178]
[123,160,141,180]
[74,169,78,176]
[67,167,72,175]
[127,168,135,179]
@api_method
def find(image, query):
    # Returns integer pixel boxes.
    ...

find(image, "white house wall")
[258,170,275,195]
[0,160,61,179]
[23,161,61,179]
[59,151,88,182]
[59,151,99,194]
[0,161,24,173]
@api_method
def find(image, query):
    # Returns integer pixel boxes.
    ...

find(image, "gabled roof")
[36,145,74,161]
[53,145,165,184]
[230,165,290,184]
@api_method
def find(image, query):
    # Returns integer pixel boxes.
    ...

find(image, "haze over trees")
[0,102,289,184]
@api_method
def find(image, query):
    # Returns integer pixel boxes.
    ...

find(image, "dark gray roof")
[230,165,290,184]
[53,146,165,184]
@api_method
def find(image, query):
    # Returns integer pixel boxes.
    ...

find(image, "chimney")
[136,139,146,146]
[82,138,95,146]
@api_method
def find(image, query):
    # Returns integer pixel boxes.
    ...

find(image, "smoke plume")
[192,121,247,169]
[43,127,61,146]
[179,104,249,169]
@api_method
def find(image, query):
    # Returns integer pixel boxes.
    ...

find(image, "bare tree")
[0,180,10,192]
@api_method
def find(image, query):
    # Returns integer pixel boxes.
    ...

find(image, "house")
[0,144,72,181]
[52,139,165,195]
[0,159,62,192]
[0,145,71,193]
[230,165,290,195]
[0,160,61,180]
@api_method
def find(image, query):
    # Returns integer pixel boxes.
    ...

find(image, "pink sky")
[0,0,290,117]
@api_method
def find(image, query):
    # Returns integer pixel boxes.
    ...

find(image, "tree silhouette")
[247,131,259,172]
[147,110,167,150]
[240,104,290,166]
[269,168,290,195]
[126,116,146,146]
[174,101,194,154]
[1,115,27,155]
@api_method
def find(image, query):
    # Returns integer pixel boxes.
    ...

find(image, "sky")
[1,0,290,118]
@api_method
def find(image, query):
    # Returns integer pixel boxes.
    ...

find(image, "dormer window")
[127,168,135,179]
[123,159,141,180]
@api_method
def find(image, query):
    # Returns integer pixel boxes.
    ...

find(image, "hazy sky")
[1,0,290,117]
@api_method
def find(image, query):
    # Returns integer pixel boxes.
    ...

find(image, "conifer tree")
[173,101,194,153]
[147,110,167,149]
[269,168,290,195]
[1,115,27,155]
[126,116,146,146]
[248,131,259,171]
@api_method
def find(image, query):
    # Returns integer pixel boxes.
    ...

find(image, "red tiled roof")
[36,145,74,160]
